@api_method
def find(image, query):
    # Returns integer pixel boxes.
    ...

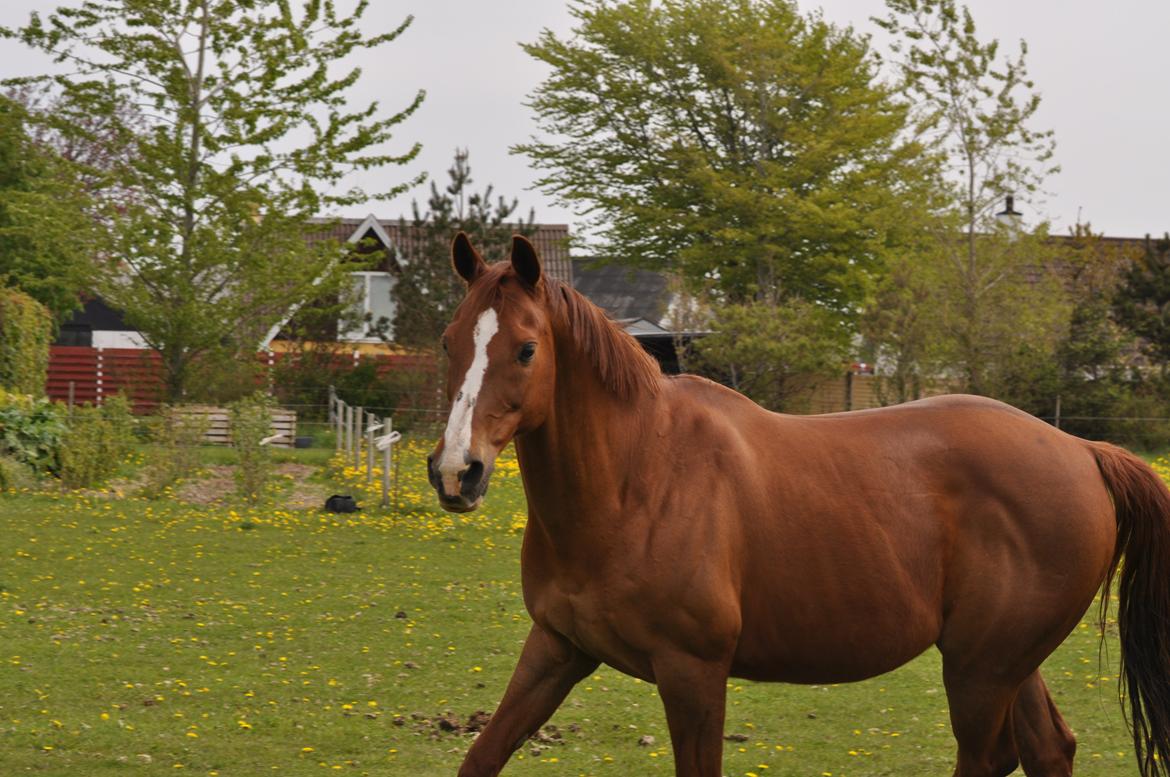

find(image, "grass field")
[1,440,1164,777]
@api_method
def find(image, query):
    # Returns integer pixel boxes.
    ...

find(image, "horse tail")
[1090,441,1170,777]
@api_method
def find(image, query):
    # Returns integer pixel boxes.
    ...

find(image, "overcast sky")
[1,1,1166,240]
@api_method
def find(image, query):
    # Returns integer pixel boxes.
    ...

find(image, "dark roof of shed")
[572,258,670,324]
[62,297,134,331]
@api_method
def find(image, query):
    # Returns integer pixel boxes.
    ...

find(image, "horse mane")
[543,277,662,399]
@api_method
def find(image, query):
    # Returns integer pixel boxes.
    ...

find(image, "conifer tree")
[1115,234,1170,375]
[391,149,534,350]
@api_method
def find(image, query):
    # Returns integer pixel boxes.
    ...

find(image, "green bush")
[229,392,276,503]
[140,408,207,498]
[272,352,441,432]
[0,388,65,474]
[0,287,52,397]
[1107,389,1170,452]
[0,453,35,490]
[187,348,268,405]
[58,395,136,489]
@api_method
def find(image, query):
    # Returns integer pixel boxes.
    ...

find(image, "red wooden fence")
[47,347,165,412]
[46,346,436,413]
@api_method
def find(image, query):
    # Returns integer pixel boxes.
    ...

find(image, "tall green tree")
[0,96,95,321]
[2,0,424,399]
[876,0,1062,396]
[861,251,936,404]
[517,0,933,311]
[391,148,534,349]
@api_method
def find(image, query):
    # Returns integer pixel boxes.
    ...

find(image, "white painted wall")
[92,330,149,349]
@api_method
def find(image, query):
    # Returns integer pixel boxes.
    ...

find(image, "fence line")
[45,345,438,414]
[329,385,403,510]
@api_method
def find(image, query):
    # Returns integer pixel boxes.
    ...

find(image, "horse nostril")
[460,459,485,499]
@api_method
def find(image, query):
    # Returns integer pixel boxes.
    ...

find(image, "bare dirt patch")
[174,461,324,510]
[279,462,324,509]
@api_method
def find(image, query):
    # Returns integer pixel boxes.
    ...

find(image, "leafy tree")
[391,148,535,349]
[1115,233,1170,376]
[7,83,146,215]
[517,0,933,311]
[692,300,852,412]
[2,0,424,400]
[861,252,936,404]
[934,229,1071,404]
[876,0,1061,396]
[0,96,95,320]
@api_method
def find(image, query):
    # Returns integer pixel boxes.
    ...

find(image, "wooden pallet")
[171,405,297,448]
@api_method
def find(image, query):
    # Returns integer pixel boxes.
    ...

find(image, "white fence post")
[366,415,379,483]
[95,347,105,405]
[375,421,400,510]
[353,406,363,470]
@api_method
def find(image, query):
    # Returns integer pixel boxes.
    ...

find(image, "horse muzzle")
[428,453,491,513]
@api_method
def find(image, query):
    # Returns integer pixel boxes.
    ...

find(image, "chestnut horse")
[427,233,1170,777]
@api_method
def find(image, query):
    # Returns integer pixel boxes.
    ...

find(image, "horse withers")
[427,232,1170,777]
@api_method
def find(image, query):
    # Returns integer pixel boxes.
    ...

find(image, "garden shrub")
[0,287,52,397]
[1107,390,1170,452]
[0,453,35,490]
[58,395,136,489]
[272,352,441,433]
[139,407,206,497]
[0,388,64,474]
[229,392,276,503]
[187,348,268,404]
[378,362,443,434]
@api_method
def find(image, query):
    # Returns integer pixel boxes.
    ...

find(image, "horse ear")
[511,235,542,288]
[451,232,486,284]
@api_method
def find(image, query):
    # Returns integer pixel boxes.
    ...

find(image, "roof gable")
[307,217,572,283]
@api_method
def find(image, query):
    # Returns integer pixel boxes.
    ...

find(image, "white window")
[339,271,397,342]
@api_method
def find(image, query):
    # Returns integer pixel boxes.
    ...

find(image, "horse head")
[427,232,554,512]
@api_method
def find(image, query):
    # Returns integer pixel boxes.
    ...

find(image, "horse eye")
[441,338,448,354]
[518,342,536,364]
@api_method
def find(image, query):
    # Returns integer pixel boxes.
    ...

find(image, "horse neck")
[514,334,651,533]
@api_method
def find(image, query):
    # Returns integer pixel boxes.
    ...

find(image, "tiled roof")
[307,216,573,285]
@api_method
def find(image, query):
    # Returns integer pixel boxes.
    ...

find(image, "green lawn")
[0,439,1155,776]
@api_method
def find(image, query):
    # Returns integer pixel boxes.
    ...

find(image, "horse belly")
[730,527,945,684]
[731,601,939,684]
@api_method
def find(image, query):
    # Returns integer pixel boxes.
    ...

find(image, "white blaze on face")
[438,307,499,490]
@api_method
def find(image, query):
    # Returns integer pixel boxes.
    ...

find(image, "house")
[264,215,573,351]
[56,214,574,352]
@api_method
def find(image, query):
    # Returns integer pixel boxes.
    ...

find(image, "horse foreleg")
[653,651,730,777]
[457,624,598,777]
[1012,670,1076,777]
